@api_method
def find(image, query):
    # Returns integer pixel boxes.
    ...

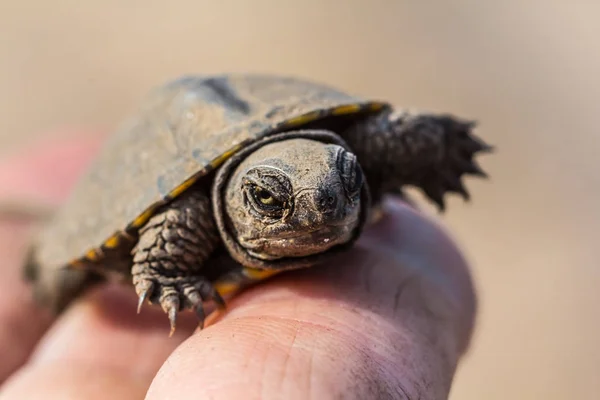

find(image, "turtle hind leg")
[342,110,493,211]
[404,116,493,211]
[44,268,105,314]
[24,248,105,314]
[131,189,222,335]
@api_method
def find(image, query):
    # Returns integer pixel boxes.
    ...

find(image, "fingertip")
[372,198,477,354]
[147,314,395,400]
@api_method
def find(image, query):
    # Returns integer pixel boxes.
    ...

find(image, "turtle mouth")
[240,222,356,260]
[273,220,354,239]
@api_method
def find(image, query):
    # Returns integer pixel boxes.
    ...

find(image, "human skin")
[0,134,477,399]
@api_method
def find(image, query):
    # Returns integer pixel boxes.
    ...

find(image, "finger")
[0,136,103,382]
[146,200,477,400]
[0,285,198,399]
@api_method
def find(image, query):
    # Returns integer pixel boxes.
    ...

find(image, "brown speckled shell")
[34,74,389,271]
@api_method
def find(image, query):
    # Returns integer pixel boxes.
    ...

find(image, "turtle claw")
[161,295,180,337]
[137,296,145,315]
[132,273,224,335]
[184,290,206,330]
[136,280,154,314]
[194,305,206,330]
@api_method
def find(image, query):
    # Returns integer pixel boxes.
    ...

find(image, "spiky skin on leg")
[132,189,224,335]
[342,109,493,211]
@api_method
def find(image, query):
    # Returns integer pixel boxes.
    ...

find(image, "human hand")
[0,133,476,399]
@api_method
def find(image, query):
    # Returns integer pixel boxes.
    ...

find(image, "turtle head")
[213,130,369,270]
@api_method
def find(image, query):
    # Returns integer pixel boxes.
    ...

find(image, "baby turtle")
[24,74,493,335]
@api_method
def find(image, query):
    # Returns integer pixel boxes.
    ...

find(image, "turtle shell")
[34,74,390,271]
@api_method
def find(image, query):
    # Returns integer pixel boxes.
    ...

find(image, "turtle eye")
[248,185,286,215]
[242,168,292,219]
[253,187,281,207]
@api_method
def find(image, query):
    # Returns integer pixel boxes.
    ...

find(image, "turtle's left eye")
[242,168,292,219]
[246,185,286,218]
[253,187,282,208]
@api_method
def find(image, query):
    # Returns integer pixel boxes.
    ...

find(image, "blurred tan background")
[1,1,598,398]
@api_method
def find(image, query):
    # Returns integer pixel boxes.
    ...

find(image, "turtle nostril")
[315,190,338,213]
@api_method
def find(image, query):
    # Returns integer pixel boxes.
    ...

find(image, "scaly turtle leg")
[131,189,223,335]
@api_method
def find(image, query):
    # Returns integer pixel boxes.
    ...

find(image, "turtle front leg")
[131,189,223,335]
[342,109,494,211]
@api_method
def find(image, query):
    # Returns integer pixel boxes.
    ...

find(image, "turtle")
[23,73,493,335]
